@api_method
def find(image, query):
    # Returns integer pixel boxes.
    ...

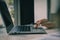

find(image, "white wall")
[50,0,59,13]
[34,0,47,23]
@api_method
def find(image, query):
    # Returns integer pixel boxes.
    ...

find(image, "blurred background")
[0,0,60,29]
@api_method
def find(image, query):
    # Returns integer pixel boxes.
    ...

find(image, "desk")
[0,28,58,40]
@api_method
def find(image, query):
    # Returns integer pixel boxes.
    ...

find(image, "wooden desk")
[0,28,57,40]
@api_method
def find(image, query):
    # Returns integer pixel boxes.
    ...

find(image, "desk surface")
[0,28,58,40]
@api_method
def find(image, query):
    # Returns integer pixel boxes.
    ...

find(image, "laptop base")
[8,25,47,35]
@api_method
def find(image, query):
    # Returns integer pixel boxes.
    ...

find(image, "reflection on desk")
[0,28,59,40]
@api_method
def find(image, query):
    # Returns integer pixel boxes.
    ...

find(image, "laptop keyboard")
[17,26,31,31]
[17,25,46,33]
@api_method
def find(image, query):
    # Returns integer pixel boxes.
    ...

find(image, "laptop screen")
[0,1,14,33]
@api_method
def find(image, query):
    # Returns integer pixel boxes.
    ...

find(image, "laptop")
[0,1,47,35]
